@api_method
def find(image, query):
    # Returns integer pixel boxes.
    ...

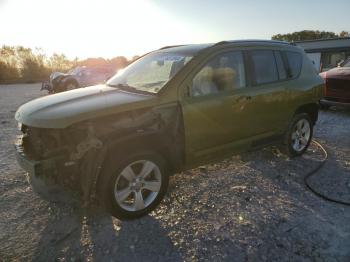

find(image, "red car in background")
[319,58,350,109]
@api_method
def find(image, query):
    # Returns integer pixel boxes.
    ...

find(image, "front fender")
[90,102,185,180]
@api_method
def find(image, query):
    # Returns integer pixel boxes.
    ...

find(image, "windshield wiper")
[107,83,134,89]
[141,80,166,88]
[107,83,153,94]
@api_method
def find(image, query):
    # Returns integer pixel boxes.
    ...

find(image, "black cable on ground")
[305,140,350,206]
[171,140,350,207]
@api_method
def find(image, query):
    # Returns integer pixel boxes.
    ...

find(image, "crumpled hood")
[15,85,157,128]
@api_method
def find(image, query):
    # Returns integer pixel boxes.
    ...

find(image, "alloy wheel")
[114,160,162,212]
[291,119,311,152]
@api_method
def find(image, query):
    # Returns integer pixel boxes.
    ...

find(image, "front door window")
[192,51,246,97]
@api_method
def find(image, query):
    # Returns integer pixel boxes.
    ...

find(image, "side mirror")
[337,60,344,67]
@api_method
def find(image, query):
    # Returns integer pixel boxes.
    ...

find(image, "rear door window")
[285,51,302,78]
[250,50,279,85]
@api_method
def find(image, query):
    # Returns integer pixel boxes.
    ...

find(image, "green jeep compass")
[15,40,323,219]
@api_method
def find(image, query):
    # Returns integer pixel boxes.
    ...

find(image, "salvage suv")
[15,40,323,219]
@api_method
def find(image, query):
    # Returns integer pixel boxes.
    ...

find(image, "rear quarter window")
[285,51,302,78]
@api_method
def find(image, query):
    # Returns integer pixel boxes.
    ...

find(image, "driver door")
[181,50,253,162]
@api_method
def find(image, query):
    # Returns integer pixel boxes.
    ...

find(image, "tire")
[320,103,330,110]
[281,113,313,157]
[97,150,169,220]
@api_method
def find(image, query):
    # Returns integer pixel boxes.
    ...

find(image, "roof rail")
[214,39,294,46]
[213,41,229,46]
[159,45,185,50]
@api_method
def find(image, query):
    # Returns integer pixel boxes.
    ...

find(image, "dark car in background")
[42,66,116,93]
[319,58,350,108]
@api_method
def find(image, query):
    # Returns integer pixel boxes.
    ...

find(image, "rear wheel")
[282,113,313,157]
[64,81,78,91]
[320,103,330,110]
[97,151,169,220]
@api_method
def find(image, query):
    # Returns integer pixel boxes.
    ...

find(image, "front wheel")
[97,151,169,220]
[281,113,313,157]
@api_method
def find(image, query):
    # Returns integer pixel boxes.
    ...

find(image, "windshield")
[342,58,350,67]
[68,67,83,75]
[107,52,193,93]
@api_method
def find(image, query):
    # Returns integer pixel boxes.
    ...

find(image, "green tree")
[339,30,350,38]
[0,60,20,83]
[0,45,20,83]
[271,30,347,42]
[48,53,74,72]
[0,44,133,84]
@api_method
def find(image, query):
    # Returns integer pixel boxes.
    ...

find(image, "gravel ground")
[0,83,349,262]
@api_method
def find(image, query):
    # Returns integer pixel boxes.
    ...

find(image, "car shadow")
[31,137,349,261]
[32,205,183,261]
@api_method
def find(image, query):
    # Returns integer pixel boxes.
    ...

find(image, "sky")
[0,0,349,59]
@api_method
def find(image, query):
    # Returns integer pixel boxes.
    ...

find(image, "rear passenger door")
[243,49,291,139]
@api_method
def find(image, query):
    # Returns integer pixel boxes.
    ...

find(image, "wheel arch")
[294,103,319,125]
[104,132,182,171]
[94,131,181,203]
[78,103,185,200]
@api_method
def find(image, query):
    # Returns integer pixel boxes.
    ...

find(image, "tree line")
[272,30,349,42]
[0,45,134,84]
[1,30,349,84]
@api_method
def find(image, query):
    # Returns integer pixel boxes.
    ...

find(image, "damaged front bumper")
[14,143,77,197]
[15,144,58,176]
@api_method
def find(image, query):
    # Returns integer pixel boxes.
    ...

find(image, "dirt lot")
[0,83,349,262]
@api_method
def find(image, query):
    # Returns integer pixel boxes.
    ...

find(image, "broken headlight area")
[16,123,100,194]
